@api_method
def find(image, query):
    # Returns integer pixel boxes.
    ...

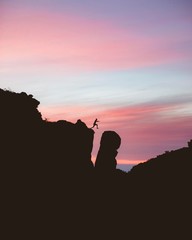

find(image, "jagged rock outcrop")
[95,131,121,172]
[0,88,94,181]
[0,88,42,127]
[42,119,94,175]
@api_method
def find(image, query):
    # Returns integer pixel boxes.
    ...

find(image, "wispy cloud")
[1,7,191,72]
[40,95,192,162]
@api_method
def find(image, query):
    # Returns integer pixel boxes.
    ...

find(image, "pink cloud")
[99,102,192,160]
[39,99,192,163]
[1,7,191,71]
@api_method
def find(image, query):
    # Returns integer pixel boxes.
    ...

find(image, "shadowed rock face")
[0,88,94,179]
[42,119,94,173]
[0,88,42,127]
[95,131,121,172]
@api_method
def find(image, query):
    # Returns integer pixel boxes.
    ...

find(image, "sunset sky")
[1,0,192,171]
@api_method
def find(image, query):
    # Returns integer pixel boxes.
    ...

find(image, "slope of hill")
[128,142,192,188]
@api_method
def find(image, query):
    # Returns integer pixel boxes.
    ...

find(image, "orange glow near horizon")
[91,155,145,166]
[117,159,146,165]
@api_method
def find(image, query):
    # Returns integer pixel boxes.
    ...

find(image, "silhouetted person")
[95,131,121,172]
[91,118,99,129]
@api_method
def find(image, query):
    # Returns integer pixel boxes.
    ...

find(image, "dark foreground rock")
[1,88,191,238]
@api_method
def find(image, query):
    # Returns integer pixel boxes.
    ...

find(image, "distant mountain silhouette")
[1,88,191,238]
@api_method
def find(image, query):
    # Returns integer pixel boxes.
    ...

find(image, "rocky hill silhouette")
[128,143,191,183]
[1,88,191,238]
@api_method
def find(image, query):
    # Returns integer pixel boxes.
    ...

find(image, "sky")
[1,0,192,172]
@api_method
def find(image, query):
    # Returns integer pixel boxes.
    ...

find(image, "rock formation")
[95,131,121,172]
[0,88,94,181]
